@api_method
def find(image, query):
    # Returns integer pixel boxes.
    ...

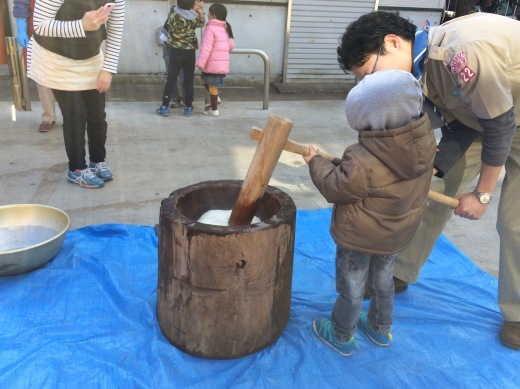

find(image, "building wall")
[6,0,289,83]
[5,0,447,84]
[122,1,288,83]
[283,0,446,84]
[283,0,376,83]
[378,0,446,27]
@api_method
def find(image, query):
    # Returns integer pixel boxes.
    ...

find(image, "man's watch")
[472,189,493,204]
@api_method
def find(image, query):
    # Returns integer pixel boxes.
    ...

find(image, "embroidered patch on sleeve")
[451,51,476,83]
[458,66,476,83]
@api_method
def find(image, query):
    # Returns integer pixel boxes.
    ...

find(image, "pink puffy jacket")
[196,19,235,75]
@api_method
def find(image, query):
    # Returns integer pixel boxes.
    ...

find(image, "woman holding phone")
[27,0,125,188]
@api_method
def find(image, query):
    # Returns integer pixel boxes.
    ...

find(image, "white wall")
[6,0,288,83]
[120,1,288,82]
[6,0,448,83]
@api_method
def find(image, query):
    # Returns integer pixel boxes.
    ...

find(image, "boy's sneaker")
[312,317,357,357]
[202,109,219,117]
[156,106,170,116]
[357,311,393,347]
[89,161,113,181]
[67,169,104,189]
[170,98,184,108]
[183,107,193,117]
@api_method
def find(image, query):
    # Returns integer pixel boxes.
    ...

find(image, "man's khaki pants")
[394,130,520,321]
[37,83,57,123]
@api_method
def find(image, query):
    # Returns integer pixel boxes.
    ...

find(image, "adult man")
[336,11,520,350]
[12,0,60,132]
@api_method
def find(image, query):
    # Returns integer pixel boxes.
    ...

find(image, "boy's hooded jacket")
[308,70,436,255]
[162,5,204,50]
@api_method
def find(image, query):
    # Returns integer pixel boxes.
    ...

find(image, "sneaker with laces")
[67,169,104,189]
[89,161,113,181]
[357,311,393,346]
[202,109,219,117]
[183,106,193,117]
[156,106,170,116]
[312,317,357,357]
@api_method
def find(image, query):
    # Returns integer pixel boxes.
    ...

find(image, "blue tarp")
[1,208,519,388]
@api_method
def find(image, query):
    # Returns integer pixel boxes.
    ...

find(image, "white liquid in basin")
[0,225,59,252]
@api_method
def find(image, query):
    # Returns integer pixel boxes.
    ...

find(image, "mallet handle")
[251,127,342,165]
[250,127,460,209]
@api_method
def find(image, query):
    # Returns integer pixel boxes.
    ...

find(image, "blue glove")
[16,18,29,48]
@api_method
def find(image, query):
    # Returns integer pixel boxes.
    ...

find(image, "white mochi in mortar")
[198,209,261,226]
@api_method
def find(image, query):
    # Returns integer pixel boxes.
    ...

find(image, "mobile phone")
[101,3,115,15]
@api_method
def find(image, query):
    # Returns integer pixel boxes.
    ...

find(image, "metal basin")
[0,204,71,276]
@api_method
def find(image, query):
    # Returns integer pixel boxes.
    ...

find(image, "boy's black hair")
[337,11,416,73]
[178,0,195,11]
[209,3,234,39]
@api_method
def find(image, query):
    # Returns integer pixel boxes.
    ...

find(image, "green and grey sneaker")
[358,311,393,347]
[312,317,357,357]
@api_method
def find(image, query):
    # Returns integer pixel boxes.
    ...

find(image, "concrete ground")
[0,76,501,278]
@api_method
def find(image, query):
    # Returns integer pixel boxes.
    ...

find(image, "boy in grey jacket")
[304,70,436,356]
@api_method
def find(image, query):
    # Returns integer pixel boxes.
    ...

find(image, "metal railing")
[231,49,270,110]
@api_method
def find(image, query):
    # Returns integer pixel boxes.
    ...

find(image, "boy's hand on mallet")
[304,144,318,165]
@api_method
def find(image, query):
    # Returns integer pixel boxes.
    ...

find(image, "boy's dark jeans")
[163,47,195,108]
[162,45,185,100]
[52,89,107,171]
[331,246,396,341]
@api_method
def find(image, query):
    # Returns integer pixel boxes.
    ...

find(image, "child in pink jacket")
[195,4,235,117]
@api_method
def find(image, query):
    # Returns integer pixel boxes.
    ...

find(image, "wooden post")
[228,114,293,226]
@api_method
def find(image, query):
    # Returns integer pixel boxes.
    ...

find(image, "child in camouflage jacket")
[157,0,205,117]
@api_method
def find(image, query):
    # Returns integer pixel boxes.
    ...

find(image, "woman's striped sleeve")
[33,0,86,38]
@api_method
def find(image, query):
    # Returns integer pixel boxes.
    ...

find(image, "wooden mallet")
[228,115,294,226]
[250,127,460,209]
